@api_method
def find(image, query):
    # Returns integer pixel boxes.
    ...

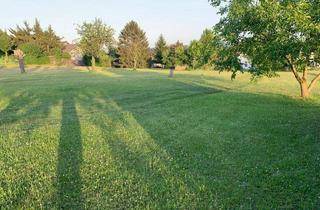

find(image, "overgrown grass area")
[0,67,319,209]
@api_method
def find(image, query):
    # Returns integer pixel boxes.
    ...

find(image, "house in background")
[239,54,252,70]
[63,42,83,66]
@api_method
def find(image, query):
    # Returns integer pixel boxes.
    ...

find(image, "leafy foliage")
[9,21,34,46]
[19,42,50,64]
[199,29,219,68]
[209,0,320,97]
[10,19,62,55]
[19,42,44,58]
[97,51,112,67]
[187,40,202,69]
[77,18,114,59]
[118,21,150,69]
[187,29,219,69]
[0,30,12,64]
[83,52,112,67]
[41,25,63,53]
[166,41,188,68]
[174,41,188,66]
[0,30,11,54]
[154,35,169,65]
[24,55,50,65]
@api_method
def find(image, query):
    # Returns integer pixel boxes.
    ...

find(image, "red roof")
[63,43,78,52]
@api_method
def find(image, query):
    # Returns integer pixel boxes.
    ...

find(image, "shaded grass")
[0,67,319,209]
[57,97,83,209]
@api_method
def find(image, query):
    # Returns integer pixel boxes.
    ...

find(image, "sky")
[0,0,220,47]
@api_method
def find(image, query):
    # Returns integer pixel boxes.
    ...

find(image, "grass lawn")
[0,67,319,209]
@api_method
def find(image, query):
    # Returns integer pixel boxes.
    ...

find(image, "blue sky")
[0,0,220,46]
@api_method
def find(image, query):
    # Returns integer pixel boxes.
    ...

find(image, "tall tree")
[187,40,202,69]
[173,41,187,66]
[118,21,149,69]
[33,18,44,44]
[199,29,217,67]
[187,29,219,69]
[77,18,114,70]
[154,34,168,65]
[33,19,62,53]
[9,21,33,46]
[42,25,63,53]
[10,19,62,55]
[0,30,12,64]
[210,0,320,98]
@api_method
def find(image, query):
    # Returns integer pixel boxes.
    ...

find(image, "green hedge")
[83,53,112,67]
[24,56,50,65]
[0,55,17,65]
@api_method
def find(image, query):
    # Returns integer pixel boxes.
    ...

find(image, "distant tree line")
[0,0,319,99]
[1,1,319,99]
[0,19,70,65]
[75,19,222,70]
[0,18,220,70]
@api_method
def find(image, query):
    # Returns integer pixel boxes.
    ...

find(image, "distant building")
[151,63,165,69]
[63,43,83,66]
[239,54,252,70]
[310,52,319,67]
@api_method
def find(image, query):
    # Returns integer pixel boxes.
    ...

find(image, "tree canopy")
[10,19,62,54]
[0,30,11,64]
[118,21,149,69]
[77,18,114,70]
[188,40,202,69]
[210,0,320,98]
[9,21,33,47]
[154,35,169,65]
[187,29,218,69]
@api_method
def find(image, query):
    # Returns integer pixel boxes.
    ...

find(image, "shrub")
[83,52,111,67]
[97,52,111,67]
[50,48,71,64]
[51,48,63,58]
[61,52,71,60]
[19,42,44,58]
[0,55,16,65]
[83,54,92,66]
[24,56,50,65]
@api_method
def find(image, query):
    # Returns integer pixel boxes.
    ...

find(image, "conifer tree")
[118,21,149,69]
[0,30,12,64]
[154,34,168,65]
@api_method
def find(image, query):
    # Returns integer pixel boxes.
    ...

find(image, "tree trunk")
[91,56,96,71]
[133,58,137,70]
[169,67,174,78]
[299,80,310,98]
[4,51,8,65]
[286,55,311,99]
[18,58,25,74]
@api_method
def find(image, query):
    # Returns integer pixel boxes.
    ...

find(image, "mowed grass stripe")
[0,68,319,209]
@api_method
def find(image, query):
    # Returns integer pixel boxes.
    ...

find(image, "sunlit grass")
[0,67,319,209]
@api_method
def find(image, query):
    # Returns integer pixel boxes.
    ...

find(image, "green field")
[0,67,319,209]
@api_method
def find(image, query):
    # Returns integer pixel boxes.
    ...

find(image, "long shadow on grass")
[57,97,84,209]
[1,69,320,208]
[90,70,320,208]
[81,98,209,209]
[0,91,60,208]
[112,90,320,209]
[76,79,226,209]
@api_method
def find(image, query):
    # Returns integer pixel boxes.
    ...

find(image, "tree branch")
[308,72,320,92]
[303,66,308,80]
[286,55,302,83]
